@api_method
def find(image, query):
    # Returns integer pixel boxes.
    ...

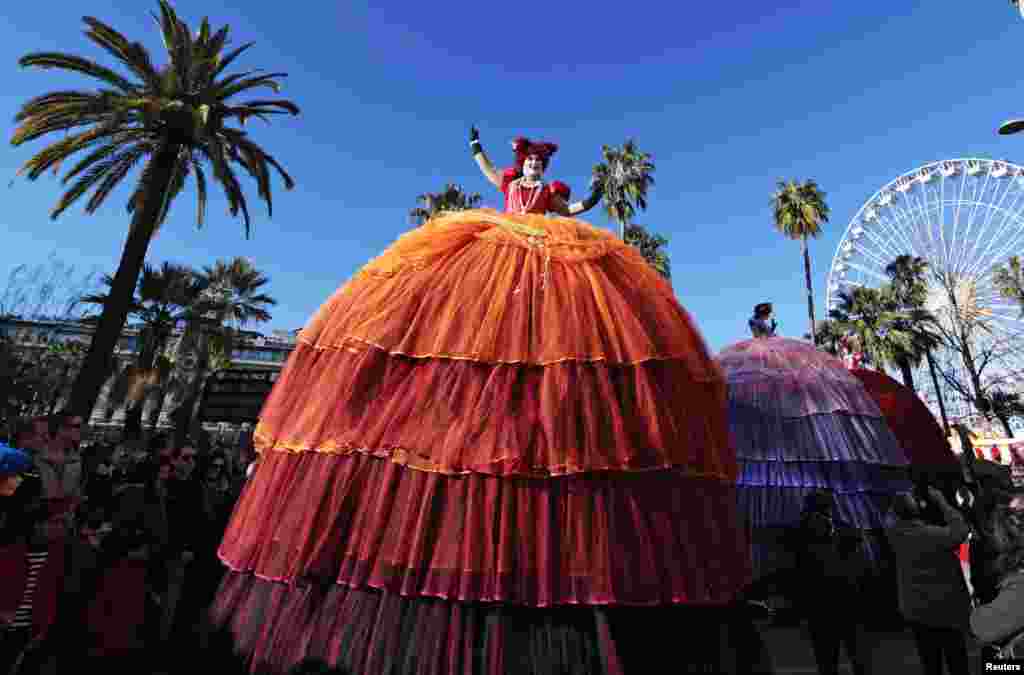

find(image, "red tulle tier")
[254,341,735,478]
[209,572,754,675]
[850,369,959,470]
[299,210,716,369]
[219,451,751,607]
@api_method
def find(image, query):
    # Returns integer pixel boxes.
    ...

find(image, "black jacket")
[788,511,867,611]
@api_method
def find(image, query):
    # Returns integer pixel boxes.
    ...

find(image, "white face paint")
[523,156,544,180]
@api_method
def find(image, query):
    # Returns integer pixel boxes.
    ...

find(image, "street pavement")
[755,618,986,674]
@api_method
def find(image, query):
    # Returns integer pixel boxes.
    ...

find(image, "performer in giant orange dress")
[209,127,753,674]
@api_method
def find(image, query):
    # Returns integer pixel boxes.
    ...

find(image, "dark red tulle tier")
[254,342,735,478]
[850,369,959,470]
[208,572,756,675]
[219,451,750,607]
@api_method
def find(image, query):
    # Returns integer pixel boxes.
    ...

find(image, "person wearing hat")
[0,443,32,499]
[0,442,75,674]
[470,126,603,216]
[749,302,777,338]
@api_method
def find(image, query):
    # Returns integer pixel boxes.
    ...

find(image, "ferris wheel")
[825,158,1024,385]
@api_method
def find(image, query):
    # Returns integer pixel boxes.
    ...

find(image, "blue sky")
[1,0,1022,352]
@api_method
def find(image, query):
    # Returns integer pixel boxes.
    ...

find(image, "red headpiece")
[512,137,559,170]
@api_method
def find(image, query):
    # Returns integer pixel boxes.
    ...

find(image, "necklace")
[510,178,544,214]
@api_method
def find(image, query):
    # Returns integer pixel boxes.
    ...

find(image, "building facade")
[1,316,299,439]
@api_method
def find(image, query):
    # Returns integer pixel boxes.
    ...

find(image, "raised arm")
[470,127,502,188]
[550,182,604,217]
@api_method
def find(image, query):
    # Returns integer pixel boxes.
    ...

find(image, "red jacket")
[0,537,68,640]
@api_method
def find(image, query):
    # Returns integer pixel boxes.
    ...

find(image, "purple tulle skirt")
[718,337,912,581]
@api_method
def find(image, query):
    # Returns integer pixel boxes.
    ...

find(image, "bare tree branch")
[0,252,103,320]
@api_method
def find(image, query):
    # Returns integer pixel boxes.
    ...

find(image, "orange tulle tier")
[253,341,735,478]
[218,451,751,607]
[297,210,719,370]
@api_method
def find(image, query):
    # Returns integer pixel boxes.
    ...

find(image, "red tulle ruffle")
[210,571,621,675]
[850,369,959,469]
[254,342,735,478]
[209,571,752,675]
[219,451,750,607]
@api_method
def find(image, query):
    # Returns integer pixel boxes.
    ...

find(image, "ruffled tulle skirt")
[210,210,753,674]
[717,338,912,582]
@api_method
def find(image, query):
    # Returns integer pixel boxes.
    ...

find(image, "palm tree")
[829,286,895,371]
[813,318,847,357]
[11,2,299,421]
[993,256,1024,315]
[409,184,481,226]
[979,390,1024,438]
[885,254,950,433]
[81,261,201,436]
[168,257,275,446]
[591,140,655,238]
[623,224,671,279]
[771,179,829,340]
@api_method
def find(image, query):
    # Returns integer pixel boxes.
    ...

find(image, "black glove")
[581,181,603,210]
[470,126,483,156]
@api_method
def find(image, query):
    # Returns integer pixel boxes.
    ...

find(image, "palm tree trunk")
[149,386,168,431]
[66,143,181,420]
[184,376,210,446]
[47,363,73,415]
[996,414,1015,439]
[897,357,916,391]
[802,235,816,341]
[172,389,203,448]
[173,328,211,448]
[925,350,950,436]
[124,401,145,438]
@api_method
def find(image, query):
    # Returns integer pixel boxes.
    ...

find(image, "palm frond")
[152,1,181,56]
[81,17,161,90]
[233,99,301,116]
[80,144,148,215]
[50,149,134,219]
[205,137,251,235]
[60,131,145,184]
[234,142,272,213]
[12,95,131,148]
[211,41,254,80]
[14,91,107,122]
[210,69,261,94]
[215,73,287,101]
[174,18,194,92]
[18,52,139,94]
[18,126,115,179]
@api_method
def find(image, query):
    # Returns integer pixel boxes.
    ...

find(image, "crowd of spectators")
[0,413,255,674]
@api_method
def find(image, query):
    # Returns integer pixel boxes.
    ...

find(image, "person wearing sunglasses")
[159,445,204,657]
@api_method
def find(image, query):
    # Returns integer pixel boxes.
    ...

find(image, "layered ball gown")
[715,336,912,585]
[209,209,754,674]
